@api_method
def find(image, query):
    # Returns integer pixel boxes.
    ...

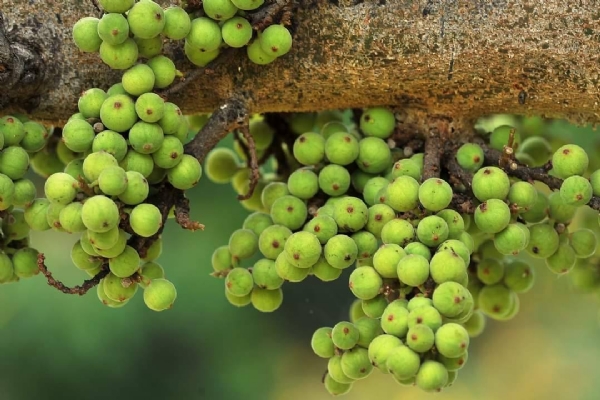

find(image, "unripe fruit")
[311,327,335,358]
[508,181,538,211]
[551,144,588,179]
[144,278,177,311]
[100,94,138,132]
[250,287,283,312]
[287,169,319,199]
[98,166,128,196]
[284,231,321,269]
[187,17,222,52]
[434,323,469,358]
[162,6,192,40]
[472,166,510,201]
[83,151,119,182]
[526,223,560,259]
[203,0,238,20]
[92,130,128,161]
[78,88,109,119]
[325,131,360,165]
[456,143,484,171]
[58,202,86,233]
[225,267,254,297]
[385,176,419,212]
[318,164,351,197]
[99,38,139,70]
[103,273,138,303]
[357,137,391,174]
[99,0,134,13]
[419,178,453,211]
[415,360,448,392]
[349,266,382,300]
[44,172,78,205]
[135,35,163,59]
[231,0,264,10]
[324,234,358,269]
[259,24,293,57]
[381,300,410,337]
[560,175,593,206]
[127,0,165,39]
[122,64,156,96]
[72,17,102,53]
[474,199,511,234]
[416,215,449,247]
[167,154,202,190]
[293,132,325,165]
[98,13,130,45]
[368,334,403,373]
[88,226,120,250]
[81,195,120,233]
[130,203,162,237]
[221,17,253,48]
[109,245,141,278]
[12,248,40,278]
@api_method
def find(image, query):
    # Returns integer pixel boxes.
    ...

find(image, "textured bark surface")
[2,0,600,126]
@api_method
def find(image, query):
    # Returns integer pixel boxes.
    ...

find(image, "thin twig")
[480,141,600,211]
[157,48,237,99]
[157,68,205,99]
[449,193,477,214]
[127,182,181,258]
[444,153,474,192]
[237,123,260,201]
[480,143,561,188]
[263,113,297,179]
[499,127,517,170]
[422,135,443,180]
[38,253,108,295]
[175,194,205,231]
[248,0,292,30]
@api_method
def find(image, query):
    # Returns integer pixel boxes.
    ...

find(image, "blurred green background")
[1,117,600,400]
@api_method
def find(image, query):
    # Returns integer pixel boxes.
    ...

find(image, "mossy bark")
[1,0,600,126]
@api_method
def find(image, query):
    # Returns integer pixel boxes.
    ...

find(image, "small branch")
[480,143,561,189]
[184,96,248,163]
[37,253,108,295]
[480,141,600,212]
[263,113,298,178]
[498,127,517,170]
[127,182,181,258]
[157,48,237,99]
[444,152,473,192]
[175,193,205,231]
[234,129,252,161]
[237,122,260,201]
[352,108,363,125]
[183,0,204,12]
[90,0,102,16]
[450,193,477,214]
[248,0,292,30]
[422,135,443,180]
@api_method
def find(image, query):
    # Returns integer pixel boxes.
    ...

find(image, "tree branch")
[37,253,108,295]
[4,2,600,124]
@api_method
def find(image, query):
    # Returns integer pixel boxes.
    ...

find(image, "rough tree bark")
[1,0,600,127]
